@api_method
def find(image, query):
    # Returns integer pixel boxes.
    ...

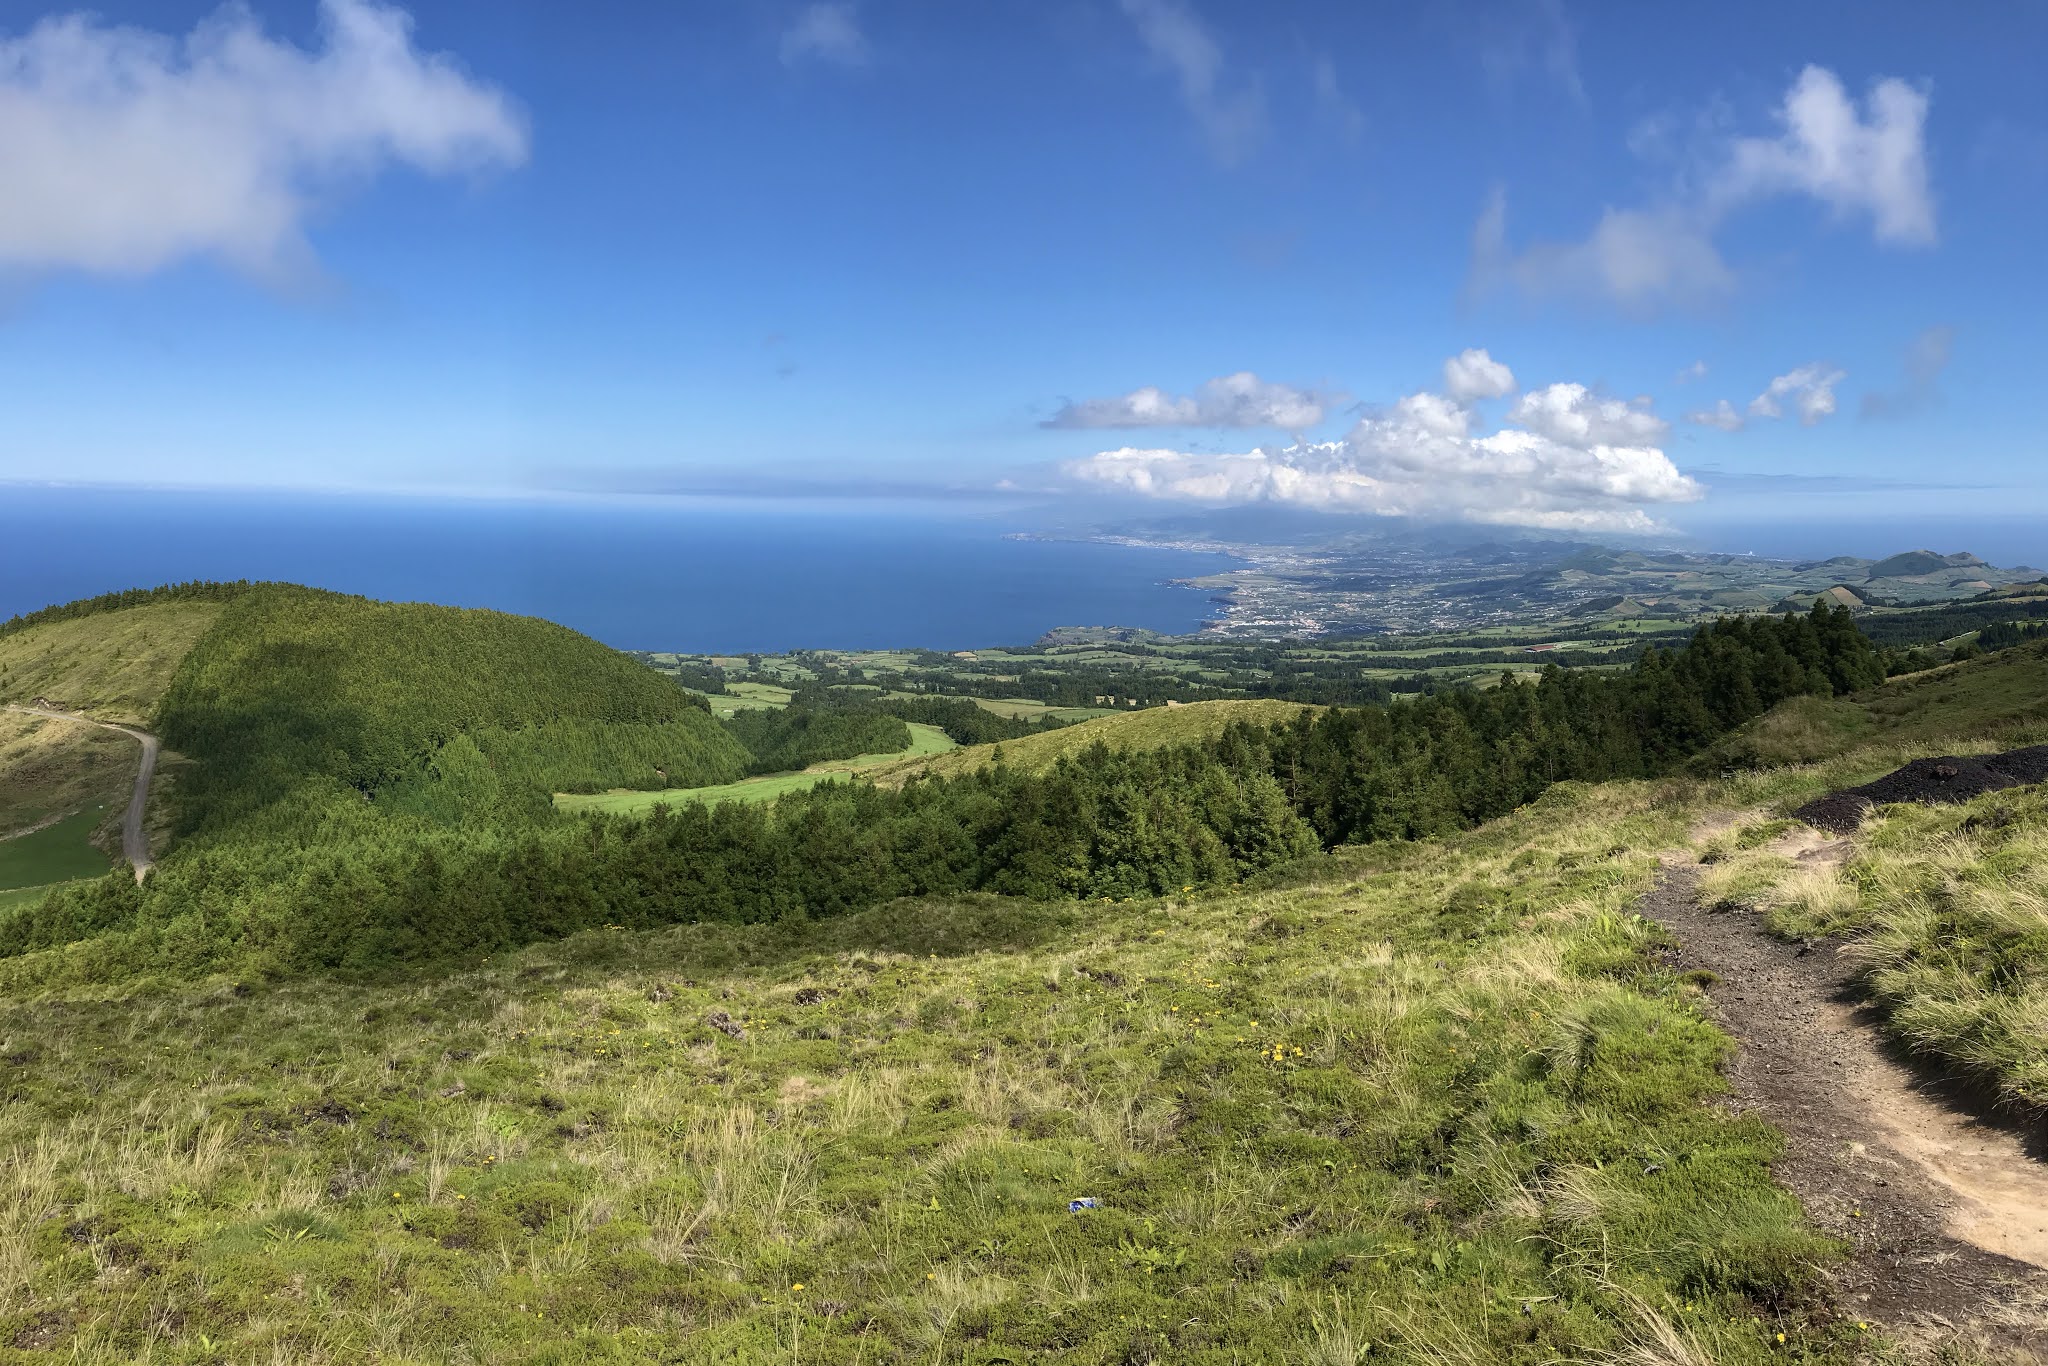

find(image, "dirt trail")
[1643,844,2048,1353]
[2,703,159,881]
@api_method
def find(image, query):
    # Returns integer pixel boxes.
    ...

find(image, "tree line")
[0,580,255,641]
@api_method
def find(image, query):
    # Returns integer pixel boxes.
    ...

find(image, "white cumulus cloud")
[1062,351,1703,533]
[780,3,867,68]
[0,0,527,279]
[1442,347,1516,401]
[1750,363,1846,425]
[1045,372,1330,430]
[1716,66,1934,245]
[1509,382,1668,447]
[1472,64,1936,313]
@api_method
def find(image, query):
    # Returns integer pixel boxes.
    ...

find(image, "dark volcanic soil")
[1644,860,2048,1356]
[1794,745,2048,834]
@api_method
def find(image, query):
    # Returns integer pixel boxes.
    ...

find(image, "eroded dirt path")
[1644,848,2048,1354]
[2,703,158,881]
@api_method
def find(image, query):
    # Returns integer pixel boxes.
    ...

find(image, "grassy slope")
[557,723,959,815]
[0,600,224,725]
[0,776,1875,1365]
[0,603,215,904]
[870,698,1314,786]
[1709,638,2048,769]
[0,712,134,837]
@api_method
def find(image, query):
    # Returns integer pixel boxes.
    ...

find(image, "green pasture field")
[963,696,1115,721]
[0,880,73,917]
[701,691,789,717]
[0,806,113,891]
[695,681,798,715]
[870,699,1314,785]
[555,723,957,815]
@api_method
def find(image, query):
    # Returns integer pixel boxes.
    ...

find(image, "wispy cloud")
[1471,65,1936,314]
[1311,55,1365,144]
[1476,0,1585,108]
[1045,372,1333,431]
[780,2,867,68]
[1860,325,1954,419]
[1471,191,1734,315]
[1120,0,1265,166]
[1684,467,1985,494]
[1687,399,1745,432]
[0,0,526,281]
[1064,351,1702,534]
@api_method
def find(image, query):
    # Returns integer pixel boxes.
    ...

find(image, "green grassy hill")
[0,587,753,973]
[1708,638,2048,769]
[871,698,1314,785]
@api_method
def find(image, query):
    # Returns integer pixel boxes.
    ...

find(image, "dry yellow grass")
[0,601,224,725]
[0,711,135,836]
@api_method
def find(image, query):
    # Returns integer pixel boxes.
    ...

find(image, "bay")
[0,487,1237,652]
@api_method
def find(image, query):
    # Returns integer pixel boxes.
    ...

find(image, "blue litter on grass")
[1068,1198,1098,1212]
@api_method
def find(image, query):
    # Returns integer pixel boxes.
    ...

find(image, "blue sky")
[0,0,2042,541]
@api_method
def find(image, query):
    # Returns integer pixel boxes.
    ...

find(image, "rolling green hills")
[0,586,753,974]
[0,596,227,901]
[1,591,2044,1359]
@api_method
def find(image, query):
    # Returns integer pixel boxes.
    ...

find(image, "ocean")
[0,487,1239,652]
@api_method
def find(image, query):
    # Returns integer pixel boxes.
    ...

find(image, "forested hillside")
[157,585,749,835]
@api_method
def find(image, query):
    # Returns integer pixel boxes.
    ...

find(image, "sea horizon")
[0,484,1243,653]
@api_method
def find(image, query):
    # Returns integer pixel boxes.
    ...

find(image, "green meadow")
[0,775,1887,1365]
[556,723,958,815]
[0,806,112,892]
